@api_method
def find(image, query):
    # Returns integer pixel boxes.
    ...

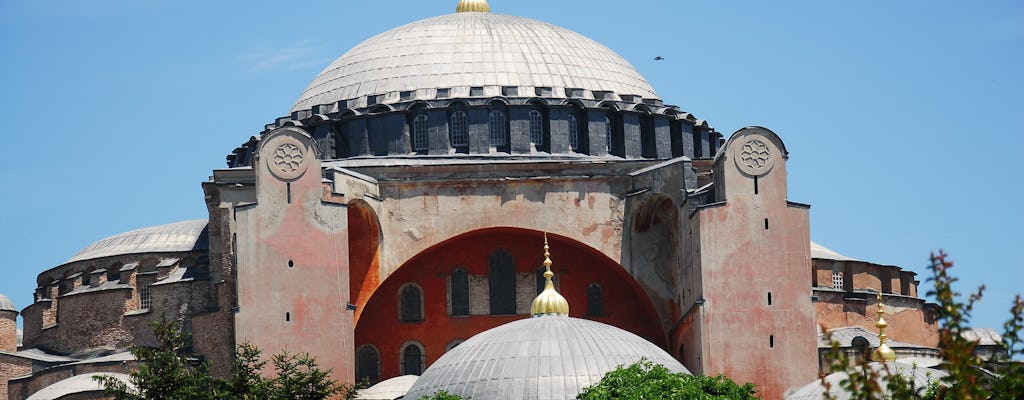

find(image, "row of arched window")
[356,339,465,381]
[397,250,606,322]
[407,104,595,154]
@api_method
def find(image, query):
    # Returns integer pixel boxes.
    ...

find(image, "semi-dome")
[786,362,948,400]
[0,293,15,312]
[403,315,689,399]
[66,220,209,264]
[292,11,658,112]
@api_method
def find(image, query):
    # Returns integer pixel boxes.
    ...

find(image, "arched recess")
[348,199,382,324]
[354,227,669,382]
[626,193,681,328]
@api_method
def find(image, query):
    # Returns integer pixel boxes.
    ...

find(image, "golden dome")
[530,234,569,316]
[456,0,490,13]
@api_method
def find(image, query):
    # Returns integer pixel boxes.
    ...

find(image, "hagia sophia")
[0,1,989,399]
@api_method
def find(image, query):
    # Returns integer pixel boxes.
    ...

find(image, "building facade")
[0,2,938,399]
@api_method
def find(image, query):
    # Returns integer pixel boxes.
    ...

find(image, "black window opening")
[587,283,605,316]
[489,250,516,315]
[450,268,470,316]
[528,109,544,146]
[412,114,429,151]
[356,346,380,383]
[568,114,580,151]
[450,110,469,148]
[401,344,423,375]
[535,266,547,295]
[401,285,423,322]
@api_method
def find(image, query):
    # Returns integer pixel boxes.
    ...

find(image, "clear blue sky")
[1,0,1021,333]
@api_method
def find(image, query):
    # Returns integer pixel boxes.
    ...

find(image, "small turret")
[0,293,18,352]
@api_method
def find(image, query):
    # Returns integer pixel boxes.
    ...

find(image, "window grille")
[604,114,613,151]
[450,111,468,147]
[489,251,516,315]
[529,110,544,145]
[587,283,604,316]
[450,268,469,316]
[356,346,380,383]
[568,114,579,150]
[401,343,424,375]
[832,271,844,290]
[400,285,423,322]
[488,110,507,146]
[140,285,152,310]
[412,114,429,151]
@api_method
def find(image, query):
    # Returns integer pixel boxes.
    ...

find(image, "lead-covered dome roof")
[291,12,659,112]
[0,293,15,312]
[66,220,209,264]
[403,315,689,400]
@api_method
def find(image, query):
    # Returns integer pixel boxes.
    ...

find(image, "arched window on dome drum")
[450,268,469,316]
[400,284,423,322]
[412,114,429,151]
[401,343,424,375]
[489,250,516,315]
[450,111,468,147]
[568,114,579,151]
[604,113,614,154]
[488,109,508,147]
[356,345,380,383]
[587,283,604,316]
[528,109,544,146]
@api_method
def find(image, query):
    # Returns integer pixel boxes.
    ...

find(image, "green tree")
[419,390,467,400]
[576,359,760,400]
[94,320,219,400]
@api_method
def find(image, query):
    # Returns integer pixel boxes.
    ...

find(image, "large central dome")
[291,12,659,112]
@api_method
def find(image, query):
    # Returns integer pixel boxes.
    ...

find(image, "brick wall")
[0,355,31,400]
[0,313,17,353]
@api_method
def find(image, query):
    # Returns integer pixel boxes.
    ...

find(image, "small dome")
[292,12,658,112]
[26,373,133,400]
[403,315,689,400]
[0,293,16,312]
[66,220,208,264]
[786,362,947,400]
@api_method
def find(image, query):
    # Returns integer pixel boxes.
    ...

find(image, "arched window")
[356,345,381,383]
[412,114,429,151]
[587,283,604,316]
[568,114,579,150]
[401,342,425,375]
[488,109,508,146]
[528,109,544,145]
[450,268,470,316]
[400,284,423,322]
[450,111,468,147]
[489,250,516,315]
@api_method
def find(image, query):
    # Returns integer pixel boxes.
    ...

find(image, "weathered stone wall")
[0,312,17,353]
[815,291,939,347]
[6,360,133,400]
[0,355,31,400]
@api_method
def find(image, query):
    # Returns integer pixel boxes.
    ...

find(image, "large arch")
[348,199,382,324]
[354,227,669,381]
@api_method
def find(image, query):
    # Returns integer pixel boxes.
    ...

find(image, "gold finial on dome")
[871,291,897,362]
[531,233,569,317]
[456,0,490,13]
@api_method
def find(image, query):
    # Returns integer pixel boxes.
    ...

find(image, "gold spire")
[456,0,490,13]
[871,291,897,362]
[530,233,569,317]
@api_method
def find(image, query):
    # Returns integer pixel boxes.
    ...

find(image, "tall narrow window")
[535,266,547,295]
[139,285,152,310]
[568,114,579,150]
[488,110,508,146]
[587,283,604,316]
[412,114,429,151]
[356,345,381,383]
[604,114,613,151]
[489,250,516,315]
[450,268,469,316]
[450,111,468,147]
[528,109,544,145]
[400,284,423,322]
[832,271,844,290]
[401,343,424,375]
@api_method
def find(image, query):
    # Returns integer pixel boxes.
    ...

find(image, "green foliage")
[94,320,219,400]
[419,390,467,400]
[95,321,360,400]
[576,359,760,400]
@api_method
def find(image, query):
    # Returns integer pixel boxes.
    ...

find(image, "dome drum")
[227,97,722,167]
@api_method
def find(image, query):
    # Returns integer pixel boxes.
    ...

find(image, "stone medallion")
[267,137,308,181]
[734,137,775,177]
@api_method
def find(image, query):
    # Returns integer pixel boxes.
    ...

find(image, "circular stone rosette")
[733,137,775,177]
[266,138,308,181]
